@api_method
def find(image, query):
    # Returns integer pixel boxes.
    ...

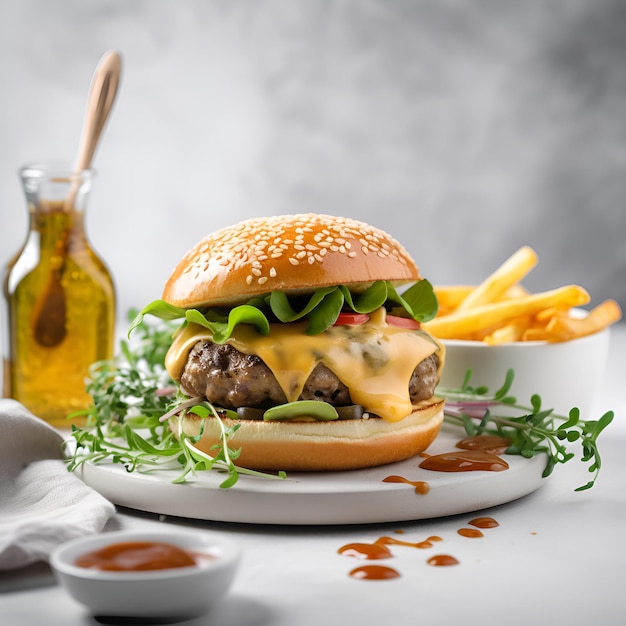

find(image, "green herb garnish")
[438,370,614,491]
[66,311,285,488]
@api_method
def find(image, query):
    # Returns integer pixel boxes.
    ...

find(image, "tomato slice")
[386,315,421,330]
[334,312,370,326]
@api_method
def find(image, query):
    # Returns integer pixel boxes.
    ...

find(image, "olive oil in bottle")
[2,163,115,426]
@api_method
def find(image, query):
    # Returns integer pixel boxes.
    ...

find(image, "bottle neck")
[21,164,94,253]
[21,164,95,212]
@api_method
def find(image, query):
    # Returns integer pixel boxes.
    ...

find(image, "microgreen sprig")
[66,311,285,488]
[437,369,614,491]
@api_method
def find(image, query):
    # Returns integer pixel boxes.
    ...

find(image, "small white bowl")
[50,529,240,619]
[438,327,611,417]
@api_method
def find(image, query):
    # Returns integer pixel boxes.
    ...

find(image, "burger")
[137,213,445,471]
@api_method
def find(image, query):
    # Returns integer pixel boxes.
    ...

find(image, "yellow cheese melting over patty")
[165,308,443,423]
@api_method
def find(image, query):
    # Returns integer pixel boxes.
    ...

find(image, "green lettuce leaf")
[388,279,439,322]
[185,305,270,342]
[130,279,438,342]
[340,281,389,313]
[268,287,336,323]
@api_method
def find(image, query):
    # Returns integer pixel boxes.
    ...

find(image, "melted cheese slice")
[165,308,444,423]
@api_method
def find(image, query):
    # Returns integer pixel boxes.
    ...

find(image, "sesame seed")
[289,258,299,265]
[258,276,268,285]
[246,275,253,285]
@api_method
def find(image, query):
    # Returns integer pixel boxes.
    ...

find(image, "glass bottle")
[2,163,116,426]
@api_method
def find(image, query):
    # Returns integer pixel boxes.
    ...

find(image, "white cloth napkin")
[0,399,115,570]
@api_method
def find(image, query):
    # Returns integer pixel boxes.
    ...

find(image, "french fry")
[483,317,531,345]
[456,246,538,311]
[499,284,530,300]
[535,306,569,322]
[424,285,590,340]
[433,285,474,313]
[545,299,622,341]
[521,327,558,342]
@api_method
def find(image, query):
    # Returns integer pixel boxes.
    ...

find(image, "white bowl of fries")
[437,324,611,416]
[424,246,621,417]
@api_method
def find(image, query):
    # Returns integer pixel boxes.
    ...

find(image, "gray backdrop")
[1,0,625,325]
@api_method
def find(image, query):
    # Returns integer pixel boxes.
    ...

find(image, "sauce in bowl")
[75,541,203,572]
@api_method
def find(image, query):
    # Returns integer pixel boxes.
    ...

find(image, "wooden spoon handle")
[74,50,122,172]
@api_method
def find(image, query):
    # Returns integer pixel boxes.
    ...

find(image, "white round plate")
[76,424,547,525]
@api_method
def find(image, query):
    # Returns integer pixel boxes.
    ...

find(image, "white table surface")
[2,324,625,626]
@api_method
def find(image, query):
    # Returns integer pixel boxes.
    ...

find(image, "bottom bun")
[170,398,445,471]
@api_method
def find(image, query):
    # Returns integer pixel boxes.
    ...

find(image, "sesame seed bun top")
[162,213,421,308]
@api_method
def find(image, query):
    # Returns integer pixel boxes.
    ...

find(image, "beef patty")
[179,340,440,414]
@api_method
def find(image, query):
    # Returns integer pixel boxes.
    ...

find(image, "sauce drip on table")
[75,541,199,571]
[338,534,443,560]
[469,516,500,529]
[457,528,484,538]
[349,565,401,580]
[457,516,500,537]
[377,535,443,550]
[427,554,460,567]
[338,542,393,560]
